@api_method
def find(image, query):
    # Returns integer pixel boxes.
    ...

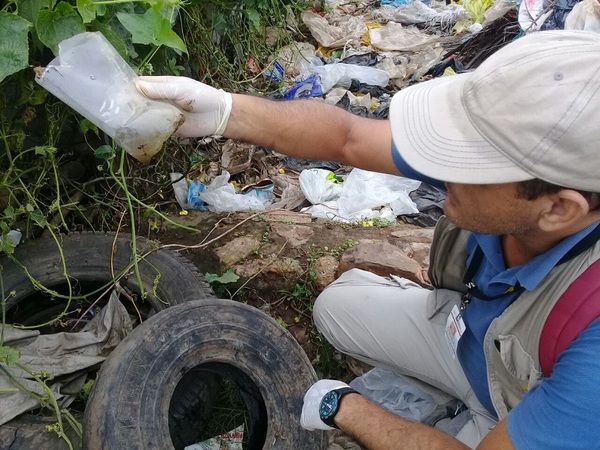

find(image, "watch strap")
[321,387,359,429]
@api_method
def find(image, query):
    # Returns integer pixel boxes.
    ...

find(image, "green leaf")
[94,144,114,160]
[205,270,239,285]
[76,0,97,23]
[0,12,32,82]
[245,8,262,32]
[79,118,99,135]
[29,209,48,227]
[0,346,21,365]
[117,9,187,54]
[210,11,227,33]
[15,0,53,24]
[1,234,16,255]
[34,145,56,156]
[3,206,16,220]
[36,2,85,55]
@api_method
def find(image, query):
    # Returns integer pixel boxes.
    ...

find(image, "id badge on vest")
[445,305,465,358]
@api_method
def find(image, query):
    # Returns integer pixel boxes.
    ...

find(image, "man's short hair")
[517,179,600,212]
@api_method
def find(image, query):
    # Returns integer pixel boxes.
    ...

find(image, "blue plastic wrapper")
[283,74,324,99]
[264,60,285,82]
[187,180,207,210]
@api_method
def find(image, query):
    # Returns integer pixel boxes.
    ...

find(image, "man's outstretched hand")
[136,76,232,138]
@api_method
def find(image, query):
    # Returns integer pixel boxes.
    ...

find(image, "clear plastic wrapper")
[35,32,184,163]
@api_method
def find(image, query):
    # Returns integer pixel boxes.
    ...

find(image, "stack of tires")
[0,234,325,449]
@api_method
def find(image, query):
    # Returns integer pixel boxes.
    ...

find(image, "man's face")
[443,182,541,235]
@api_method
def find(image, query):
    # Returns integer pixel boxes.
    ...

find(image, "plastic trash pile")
[168,0,600,223]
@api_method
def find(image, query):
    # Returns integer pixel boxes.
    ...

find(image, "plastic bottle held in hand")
[35,32,185,163]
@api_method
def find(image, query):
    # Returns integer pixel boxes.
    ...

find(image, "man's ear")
[538,190,590,233]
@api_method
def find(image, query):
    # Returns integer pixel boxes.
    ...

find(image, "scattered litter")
[300,168,421,222]
[266,42,317,82]
[185,171,273,213]
[301,10,367,48]
[373,2,470,28]
[564,0,600,31]
[185,425,244,450]
[370,22,441,52]
[298,56,389,93]
[221,140,255,175]
[171,172,191,210]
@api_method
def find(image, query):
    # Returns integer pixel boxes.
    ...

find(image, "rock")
[214,235,261,267]
[235,256,304,291]
[270,223,314,247]
[390,227,435,241]
[338,241,426,286]
[262,210,313,224]
[314,255,339,290]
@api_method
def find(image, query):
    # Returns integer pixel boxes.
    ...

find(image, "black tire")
[0,233,215,450]
[0,233,214,328]
[83,299,327,450]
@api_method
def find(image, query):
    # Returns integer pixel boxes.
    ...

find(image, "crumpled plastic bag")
[0,293,133,425]
[301,11,367,48]
[369,22,441,52]
[349,368,464,427]
[299,168,420,222]
[194,171,272,213]
[299,169,343,204]
[373,2,470,28]
[565,0,600,32]
[266,42,316,81]
[518,0,552,30]
[482,0,518,26]
[298,56,390,93]
[338,169,421,216]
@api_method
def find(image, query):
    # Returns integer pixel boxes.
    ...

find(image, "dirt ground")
[141,208,434,381]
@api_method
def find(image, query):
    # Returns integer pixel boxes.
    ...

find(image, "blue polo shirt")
[392,142,600,449]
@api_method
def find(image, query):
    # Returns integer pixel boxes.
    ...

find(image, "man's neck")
[501,234,556,268]
[501,219,600,268]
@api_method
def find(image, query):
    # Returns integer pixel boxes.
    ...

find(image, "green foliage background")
[0,0,300,249]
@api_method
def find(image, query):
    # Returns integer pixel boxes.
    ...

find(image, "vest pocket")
[497,334,543,391]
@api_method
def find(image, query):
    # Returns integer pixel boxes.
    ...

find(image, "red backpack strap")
[540,258,600,377]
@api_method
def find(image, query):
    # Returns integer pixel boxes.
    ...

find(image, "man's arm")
[334,393,514,450]
[226,94,398,175]
[136,76,399,175]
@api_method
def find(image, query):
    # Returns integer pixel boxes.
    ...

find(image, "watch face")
[319,390,340,420]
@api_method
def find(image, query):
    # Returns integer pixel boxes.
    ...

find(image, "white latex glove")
[300,379,351,431]
[136,76,232,138]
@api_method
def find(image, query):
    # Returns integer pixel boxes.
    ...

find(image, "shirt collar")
[470,221,600,291]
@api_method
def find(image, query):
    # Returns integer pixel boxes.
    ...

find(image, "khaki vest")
[427,217,600,419]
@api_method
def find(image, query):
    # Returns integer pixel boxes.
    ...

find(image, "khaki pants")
[313,269,498,449]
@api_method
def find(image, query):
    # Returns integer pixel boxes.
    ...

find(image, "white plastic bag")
[35,32,184,163]
[517,0,552,31]
[565,0,600,32]
[298,55,389,93]
[301,11,367,48]
[195,171,271,212]
[369,22,440,52]
[299,169,343,204]
[337,169,420,217]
